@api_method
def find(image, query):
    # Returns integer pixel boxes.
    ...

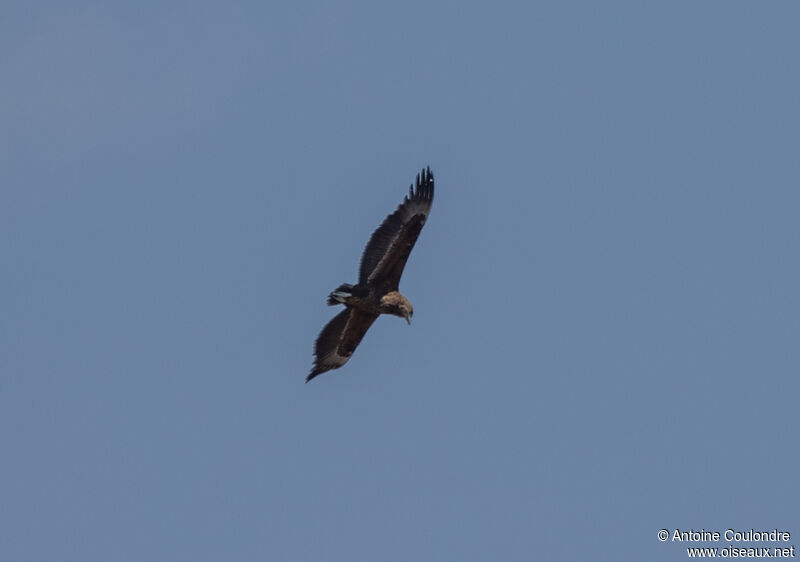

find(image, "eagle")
[307,167,434,382]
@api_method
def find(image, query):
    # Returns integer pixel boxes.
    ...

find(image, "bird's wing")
[358,167,434,289]
[307,309,379,382]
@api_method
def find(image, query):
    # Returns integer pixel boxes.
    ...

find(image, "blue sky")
[2,1,798,560]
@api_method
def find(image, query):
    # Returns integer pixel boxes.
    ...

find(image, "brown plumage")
[307,167,434,382]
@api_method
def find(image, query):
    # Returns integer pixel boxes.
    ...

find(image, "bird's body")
[328,284,413,319]
[307,167,434,382]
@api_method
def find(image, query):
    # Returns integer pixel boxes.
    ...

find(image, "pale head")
[380,291,414,324]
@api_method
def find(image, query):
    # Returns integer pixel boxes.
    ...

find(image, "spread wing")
[358,167,434,290]
[307,309,379,382]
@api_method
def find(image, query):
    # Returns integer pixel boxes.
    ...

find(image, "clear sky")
[2,1,798,561]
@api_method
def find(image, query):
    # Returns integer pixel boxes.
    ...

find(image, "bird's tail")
[327,284,354,306]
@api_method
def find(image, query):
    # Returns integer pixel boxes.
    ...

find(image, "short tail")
[327,284,354,306]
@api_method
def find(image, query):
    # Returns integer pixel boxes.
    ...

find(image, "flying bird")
[307,167,434,382]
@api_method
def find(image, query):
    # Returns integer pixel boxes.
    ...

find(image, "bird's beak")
[405,313,412,325]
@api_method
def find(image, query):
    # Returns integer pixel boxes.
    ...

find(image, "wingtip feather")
[411,166,434,200]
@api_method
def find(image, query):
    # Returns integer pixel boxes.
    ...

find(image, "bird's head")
[380,292,414,325]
